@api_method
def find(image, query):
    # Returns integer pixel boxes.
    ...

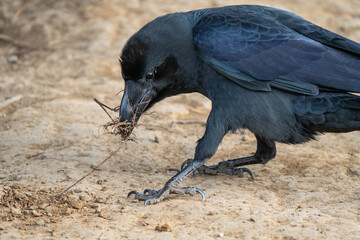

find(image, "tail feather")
[342,97,360,110]
[293,93,360,133]
[323,109,360,132]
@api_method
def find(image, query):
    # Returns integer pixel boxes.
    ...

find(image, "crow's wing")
[192,6,360,95]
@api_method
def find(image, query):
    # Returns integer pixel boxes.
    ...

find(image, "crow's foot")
[181,156,256,179]
[128,187,205,205]
[128,159,207,205]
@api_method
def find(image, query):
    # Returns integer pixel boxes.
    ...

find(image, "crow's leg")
[183,135,276,178]
[128,107,227,205]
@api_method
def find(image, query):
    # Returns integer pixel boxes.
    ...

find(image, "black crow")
[118,5,360,205]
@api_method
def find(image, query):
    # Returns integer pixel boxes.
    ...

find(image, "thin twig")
[12,4,31,22]
[57,169,72,181]
[93,98,117,122]
[56,141,127,198]
[116,89,124,96]
[93,98,119,113]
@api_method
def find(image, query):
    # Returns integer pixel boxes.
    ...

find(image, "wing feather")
[192,5,360,95]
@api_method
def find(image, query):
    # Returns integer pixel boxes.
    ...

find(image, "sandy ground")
[0,0,360,239]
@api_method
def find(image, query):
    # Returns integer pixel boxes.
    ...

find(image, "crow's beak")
[119,81,154,124]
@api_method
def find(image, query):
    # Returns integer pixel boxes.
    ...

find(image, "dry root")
[93,97,138,140]
[102,117,135,139]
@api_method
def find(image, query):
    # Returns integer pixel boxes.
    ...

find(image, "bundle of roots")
[102,117,135,139]
[93,97,137,140]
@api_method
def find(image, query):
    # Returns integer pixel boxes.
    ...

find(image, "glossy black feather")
[192,5,360,95]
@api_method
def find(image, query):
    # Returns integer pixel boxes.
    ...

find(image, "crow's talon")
[127,190,140,198]
[225,167,254,179]
[194,187,206,201]
[169,186,206,201]
[144,189,158,195]
[127,190,161,201]
[242,168,254,179]
[144,199,151,206]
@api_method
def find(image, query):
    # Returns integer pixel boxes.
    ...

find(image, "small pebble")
[130,183,138,188]
[11,207,21,215]
[218,233,224,237]
[154,136,160,143]
[32,210,42,217]
[94,205,100,213]
[155,223,171,232]
[29,205,37,210]
[39,203,48,209]
[35,219,45,226]
[65,208,73,215]
[95,197,106,203]
[348,166,360,176]
[7,55,18,63]
[98,209,107,219]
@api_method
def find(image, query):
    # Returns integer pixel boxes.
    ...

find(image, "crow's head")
[118,13,200,125]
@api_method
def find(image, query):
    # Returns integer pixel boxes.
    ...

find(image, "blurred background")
[0,1,359,239]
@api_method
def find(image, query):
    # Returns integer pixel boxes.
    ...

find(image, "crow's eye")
[145,68,158,80]
[145,71,154,80]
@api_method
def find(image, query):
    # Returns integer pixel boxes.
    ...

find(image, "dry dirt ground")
[0,0,360,239]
